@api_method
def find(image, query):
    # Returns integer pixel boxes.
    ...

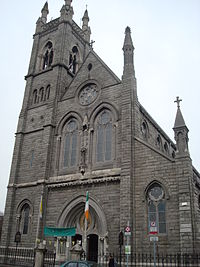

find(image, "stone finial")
[82,8,91,42]
[173,97,190,157]
[123,26,134,50]
[41,2,49,24]
[60,0,74,21]
[122,26,135,77]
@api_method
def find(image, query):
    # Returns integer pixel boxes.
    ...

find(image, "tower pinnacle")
[60,0,74,21]
[82,8,91,42]
[41,2,49,24]
[123,26,135,77]
[173,97,189,157]
[65,0,72,7]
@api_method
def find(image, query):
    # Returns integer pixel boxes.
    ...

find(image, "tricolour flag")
[85,191,89,220]
[39,195,43,219]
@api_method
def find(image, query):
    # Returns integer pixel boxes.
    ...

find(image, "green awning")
[44,227,76,237]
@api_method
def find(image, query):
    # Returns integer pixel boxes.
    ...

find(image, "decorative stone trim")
[47,175,120,189]
[8,169,121,189]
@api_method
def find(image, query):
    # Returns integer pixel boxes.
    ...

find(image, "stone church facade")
[1,0,200,262]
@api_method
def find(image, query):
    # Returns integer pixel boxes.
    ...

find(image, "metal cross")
[174,96,182,108]
[90,40,95,49]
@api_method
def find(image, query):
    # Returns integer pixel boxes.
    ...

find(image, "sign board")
[125,245,131,255]
[44,227,76,237]
[149,221,158,235]
[124,226,131,236]
[150,236,158,242]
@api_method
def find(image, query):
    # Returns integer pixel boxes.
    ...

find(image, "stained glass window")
[22,204,30,235]
[96,110,112,162]
[63,120,78,168]
[147,184,166,234]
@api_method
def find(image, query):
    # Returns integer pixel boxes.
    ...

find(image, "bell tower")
[1,0,92,247]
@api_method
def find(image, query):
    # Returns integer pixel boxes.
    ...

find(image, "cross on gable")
[90,40,95,49]
[174,96,182,108]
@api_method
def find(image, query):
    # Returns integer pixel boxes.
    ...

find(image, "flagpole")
[35,194,43,247]
[84,191,89,260]
[84,214,88,260]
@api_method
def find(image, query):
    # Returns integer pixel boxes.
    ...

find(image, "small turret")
[173,97,190,157]
[60,0,74,21]
[123,26,135,77]
[35,2,49,33]
[41,2,49,24]
[82,9,91,43]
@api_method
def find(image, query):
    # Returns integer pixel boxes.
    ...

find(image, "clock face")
[79,83,98,105]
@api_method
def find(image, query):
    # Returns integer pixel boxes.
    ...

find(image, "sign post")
[149,221,158,267]
[118,231,124,267]
[124,223,131,267]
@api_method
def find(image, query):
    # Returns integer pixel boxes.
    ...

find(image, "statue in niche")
[80,147,87,175]
[79,114,89,175]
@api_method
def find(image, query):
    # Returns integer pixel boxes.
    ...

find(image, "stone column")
[70,244,84,260]
[34,242,46,267]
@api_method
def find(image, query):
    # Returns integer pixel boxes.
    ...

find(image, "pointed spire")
[123,26,135,77]
[41,2,49,24]
[174,97,186,128]
[123,27,134,50]
[173,97,189,157]
[82,8,91,42]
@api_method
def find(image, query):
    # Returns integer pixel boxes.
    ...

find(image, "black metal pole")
[119,244,122,267]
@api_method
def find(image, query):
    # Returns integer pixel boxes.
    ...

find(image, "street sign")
[124,226,131,236]
[125,245,131,255]
[150,236,158,242]
[149,221,158,235]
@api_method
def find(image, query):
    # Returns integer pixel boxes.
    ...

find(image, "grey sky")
[0,0,199,212]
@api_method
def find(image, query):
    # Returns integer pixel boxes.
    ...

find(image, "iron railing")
[97,253,200,267]
[0,246,55,267]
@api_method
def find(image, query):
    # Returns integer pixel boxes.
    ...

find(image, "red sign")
[149,222,158,235]
[125,226,131,233]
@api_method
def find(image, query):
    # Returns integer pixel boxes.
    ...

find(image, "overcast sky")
[0,0,199,212]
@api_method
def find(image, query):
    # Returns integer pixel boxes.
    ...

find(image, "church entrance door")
[87,234,98,262]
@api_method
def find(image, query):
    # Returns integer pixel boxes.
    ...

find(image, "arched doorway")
[57,195,108,262]
[87,234,98,262]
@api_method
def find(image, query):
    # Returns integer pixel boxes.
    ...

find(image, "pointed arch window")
[21,204,30,235]
[44,85,50,100]
[39,87,44,102]
[68,46,79,74]
[42,41,54,70]
[63,119,79,168]
[33,89,38,104]
[147,183,166,234]
[96,110,113,163]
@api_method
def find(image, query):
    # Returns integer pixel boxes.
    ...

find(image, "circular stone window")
[148,184,164,201]
[79,83,98,106]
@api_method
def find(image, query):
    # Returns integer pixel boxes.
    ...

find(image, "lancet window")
[20,203,30,235]
[63,119,79,168]
[42,41,54,70]
[95,110,113,163]
[147,183,166,234]
[68,46,79,74]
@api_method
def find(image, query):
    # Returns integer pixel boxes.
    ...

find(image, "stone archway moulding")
[57,194,108,237]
